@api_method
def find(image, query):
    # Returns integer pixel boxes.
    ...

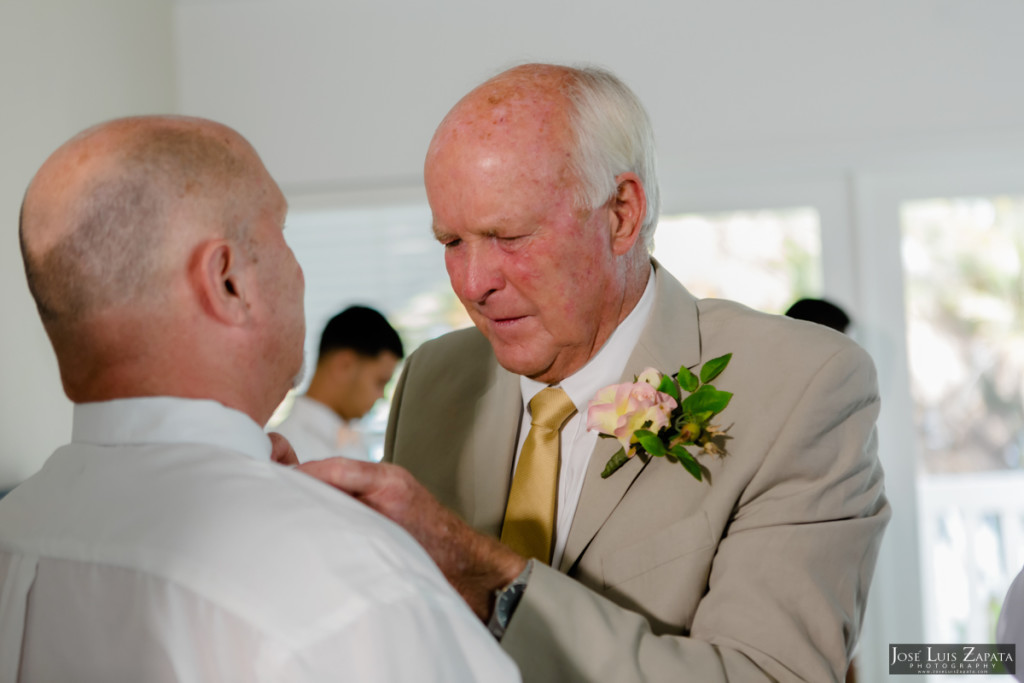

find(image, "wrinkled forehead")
[426,86,578,203]
[432,72,573,155]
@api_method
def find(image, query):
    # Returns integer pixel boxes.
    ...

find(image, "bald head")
[21,116,266,325]
[427,63,661,249]
[19,116,304,421]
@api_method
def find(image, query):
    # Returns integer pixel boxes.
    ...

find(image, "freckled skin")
[425,67,639,384]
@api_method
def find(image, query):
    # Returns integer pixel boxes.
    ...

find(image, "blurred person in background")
[784,297,851,334]
[276,305,403,462]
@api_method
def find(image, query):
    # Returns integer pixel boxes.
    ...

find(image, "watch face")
[490,563,532,638]
[498,583,526,627]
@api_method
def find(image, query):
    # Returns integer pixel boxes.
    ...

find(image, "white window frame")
[854,153,1024,681]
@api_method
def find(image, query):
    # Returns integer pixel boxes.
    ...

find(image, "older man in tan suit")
[312,63,890,682]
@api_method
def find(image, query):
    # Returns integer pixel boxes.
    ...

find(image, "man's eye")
[443,238,462,249]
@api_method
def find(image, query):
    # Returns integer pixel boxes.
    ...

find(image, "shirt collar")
[521,264,657,412]
[72,397,272,461]
[293,395,347,429]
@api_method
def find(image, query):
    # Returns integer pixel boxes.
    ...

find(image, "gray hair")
[563,66,661,250]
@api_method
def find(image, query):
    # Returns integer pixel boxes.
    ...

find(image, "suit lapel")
[559,432,649,571]
[560,261,703,571]
[465,360,522,536]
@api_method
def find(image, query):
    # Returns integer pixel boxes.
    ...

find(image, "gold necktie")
[500,387,577,564]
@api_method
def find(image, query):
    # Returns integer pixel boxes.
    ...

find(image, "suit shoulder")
[696,298,875,377]
[397,326,508,401]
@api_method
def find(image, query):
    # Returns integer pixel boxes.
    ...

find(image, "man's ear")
[608,172,647,256]
[327,348,358,380]
[190,239,250,326]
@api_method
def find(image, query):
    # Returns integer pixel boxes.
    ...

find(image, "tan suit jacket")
[385,264,890,682]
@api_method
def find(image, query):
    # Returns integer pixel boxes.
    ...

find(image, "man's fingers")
[296,457,388,497]
[268,432,299,466]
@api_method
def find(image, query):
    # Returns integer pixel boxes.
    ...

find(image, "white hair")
[563,66,661,251]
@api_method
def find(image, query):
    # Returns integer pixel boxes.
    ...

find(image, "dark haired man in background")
[276,305,403,462]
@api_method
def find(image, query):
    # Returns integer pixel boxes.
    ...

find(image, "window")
[654,207,822,314]
[901,196,1024,474]
[270,201,469,459]
[901,195,1024,643]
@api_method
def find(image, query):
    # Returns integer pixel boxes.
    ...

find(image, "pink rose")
[587,374,678,454]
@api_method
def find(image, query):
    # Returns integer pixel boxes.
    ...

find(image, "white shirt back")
[0,397,519,683]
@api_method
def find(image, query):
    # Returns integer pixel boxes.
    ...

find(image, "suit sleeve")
[381,350,411,466]
[500,343,890,682]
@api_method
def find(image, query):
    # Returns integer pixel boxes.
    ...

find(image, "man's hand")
[297,457,527,620]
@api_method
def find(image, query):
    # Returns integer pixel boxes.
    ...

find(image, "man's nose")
[451,243,504,304]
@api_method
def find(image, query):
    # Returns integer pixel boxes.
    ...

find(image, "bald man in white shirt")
[0,115,519,683]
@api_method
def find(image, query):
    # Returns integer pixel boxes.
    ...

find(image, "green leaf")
[670,445,703,481]
[601,448,630,478]
[680,385,732,416]
[677,366,699,393]
[687,410,714,425]
[668,444,690,460]
[699,353,732,384]
[635,429,666,456]
[658,374,680,402]
[679,453,704,481]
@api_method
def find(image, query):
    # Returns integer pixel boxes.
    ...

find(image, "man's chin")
[492,343,589,384]
[492,347,553,382]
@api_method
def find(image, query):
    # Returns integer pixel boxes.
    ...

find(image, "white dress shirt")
[0,397,520,683]
[516,267,655,568]
[274,395,371,463]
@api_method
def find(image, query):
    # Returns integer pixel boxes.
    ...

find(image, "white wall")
[4,2,1024,676]
[0,1,176,490]
[172,0,1024,200]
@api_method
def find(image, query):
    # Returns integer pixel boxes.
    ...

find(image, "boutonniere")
[586,354,733,480]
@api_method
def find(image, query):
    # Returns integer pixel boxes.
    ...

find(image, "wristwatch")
[487,560,533,640]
